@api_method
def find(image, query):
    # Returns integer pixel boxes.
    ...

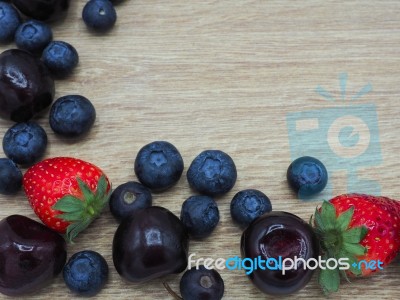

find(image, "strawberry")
[23,157,111,242]
[312,193,400,294]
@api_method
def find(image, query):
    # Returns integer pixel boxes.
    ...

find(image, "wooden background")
[1,1,399,299]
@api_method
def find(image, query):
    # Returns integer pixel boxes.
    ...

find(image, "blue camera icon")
[286,103,382,200]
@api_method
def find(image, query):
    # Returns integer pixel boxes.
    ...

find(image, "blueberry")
[49,95,96,138]
[187,150,237,196]
[41,40,79,78]
[287,156,328,198]
[109,181,152,222]
[134,141,184,192]
[180,265,224,300]
[63,250,108,297]
[15,20,53,55]
[82,0,117,32]
[0,158,22,195]
[230,189,272,227]
[2,122,47,166]
[0,1,21,43]
[180,195,219,239]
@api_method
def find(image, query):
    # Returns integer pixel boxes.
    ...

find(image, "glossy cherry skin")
[241,211,319,295]
[0,49,55,122]
[11,0,70,22]
[112,206,189,282]
[0,215,67,296]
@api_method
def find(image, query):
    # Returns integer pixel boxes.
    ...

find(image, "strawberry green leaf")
[340,269,351,283]
[360,226,368,240]
[343,242,366,256]
[313,207,325,231]
[312,199,370,294]
[77,177,95,204]
[93,176,111,211]
[336,249,355,280]
[349,258,362,276]
[319,267,340,294]
[336,206,354,231]
[52,195,85,212]
[95,175,108,198]
[53,175,111,243]
[346,253,362,276]
[57,211,84,222]
[320,201,336,230]
[342,226,368,244]
[65,218,92,243]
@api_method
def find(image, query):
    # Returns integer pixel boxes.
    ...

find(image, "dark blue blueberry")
[230,189,272,227]
[15,20,53,55]
[0,158,22,195]
[49,94,96,137]
[0,1,21,43]
[287,156,328,199]
[82,0,117,32]
[109,181,152,222]
[41,40,79,78]
[63,250,108,297]
[180,195,219,239]
[2,122,47,166]
[134,141,184,192]
[187,150,237,196]
[180,265,224,300]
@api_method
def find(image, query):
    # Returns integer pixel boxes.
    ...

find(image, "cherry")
[112,206,189,282]
[0,215,67,296]
[11,0,70,22]
[240,211,319,295]
[0,49,55,122]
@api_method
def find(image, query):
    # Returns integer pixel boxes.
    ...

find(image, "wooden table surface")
[1,1,400,299]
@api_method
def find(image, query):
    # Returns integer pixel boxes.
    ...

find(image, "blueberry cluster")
[0,0,124,200]
[0,1,77,77]
[109,141,237,240]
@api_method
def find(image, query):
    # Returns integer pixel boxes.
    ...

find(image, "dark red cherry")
[240,211,319,295]
[11,0,70,22]
[112,206,189,282]
[0,49,55,122]
[0,215,67,296]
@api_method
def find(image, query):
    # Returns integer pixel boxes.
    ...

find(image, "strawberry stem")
[88,206,95,215]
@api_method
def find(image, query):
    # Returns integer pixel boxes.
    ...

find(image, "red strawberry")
[23,157,111,242]
[313,193,400,294]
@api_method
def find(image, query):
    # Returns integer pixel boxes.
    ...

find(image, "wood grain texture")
[1,1,400,299]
